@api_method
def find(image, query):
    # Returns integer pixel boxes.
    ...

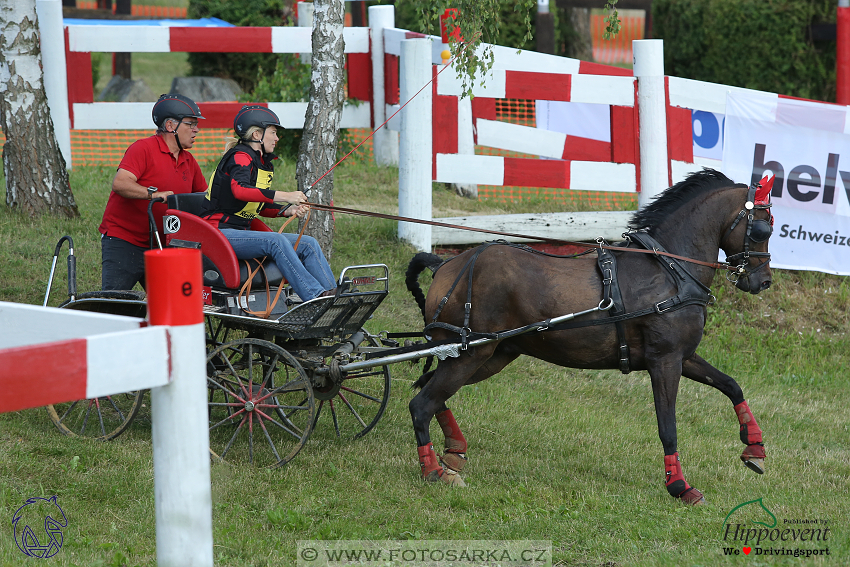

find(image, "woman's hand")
[273,191,308,205]
[286,204,310,219]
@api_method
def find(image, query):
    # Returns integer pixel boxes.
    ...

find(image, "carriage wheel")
[46,391,146,441]
[46,292,148,441]
[312,331,391,440]
[206,338,315,468]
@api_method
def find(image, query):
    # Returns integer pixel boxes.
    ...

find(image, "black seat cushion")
[166,192,207,216]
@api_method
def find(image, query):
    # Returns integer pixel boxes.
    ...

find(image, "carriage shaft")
[338,305,604,373]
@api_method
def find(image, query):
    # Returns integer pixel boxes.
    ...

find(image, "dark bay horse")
[405,169,772,504]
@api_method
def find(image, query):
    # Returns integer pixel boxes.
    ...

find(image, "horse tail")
[405,252,443,323]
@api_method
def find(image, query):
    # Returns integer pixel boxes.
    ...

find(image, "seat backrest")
[166,192,207,216]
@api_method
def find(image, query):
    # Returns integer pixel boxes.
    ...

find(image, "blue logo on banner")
[12,496,68,558]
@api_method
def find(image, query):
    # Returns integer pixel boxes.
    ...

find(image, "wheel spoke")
[81,400,94,435]
[220,415,247,459]
[105,396,127,422]
[248,412,254,465]
[339,385,382,403]
[257,415,282,462]
[329,400,341,437]
[58,400,79,424]
[95,398,107,437]
[337,392,368,428]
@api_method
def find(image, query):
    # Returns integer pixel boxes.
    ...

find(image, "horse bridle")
[722,181,773,284]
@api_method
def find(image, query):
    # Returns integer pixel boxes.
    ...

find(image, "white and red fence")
[0,249,213,567]
[62,22,373,130]
[38,2,822,250]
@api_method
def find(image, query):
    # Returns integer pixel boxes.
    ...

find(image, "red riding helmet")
[233,105,283,139]
[152,94,204,129]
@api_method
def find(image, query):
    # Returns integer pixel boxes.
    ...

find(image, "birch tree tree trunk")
[295,0,345,259]
[0,0,78,217]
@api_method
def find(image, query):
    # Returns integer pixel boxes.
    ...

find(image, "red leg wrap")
[436,409,467,454]
[664,453,691,498]
[734,401,764,445]
[417,443,443,481]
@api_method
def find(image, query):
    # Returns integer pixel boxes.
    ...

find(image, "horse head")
[720,175,774,294]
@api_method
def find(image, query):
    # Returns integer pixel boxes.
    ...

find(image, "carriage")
[45,193,397,468]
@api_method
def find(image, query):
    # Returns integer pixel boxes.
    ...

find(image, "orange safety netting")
[591,14,645,65]
[68,128,375,168]
[75,2,188,18]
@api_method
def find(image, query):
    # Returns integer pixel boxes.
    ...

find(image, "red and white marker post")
[144,248,212,567]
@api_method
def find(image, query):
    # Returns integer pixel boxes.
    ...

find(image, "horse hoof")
[423,469,443,483]
[441,468,466,487]
[440,452,467,473]
[743,457,765,475]
[679,487,706,506]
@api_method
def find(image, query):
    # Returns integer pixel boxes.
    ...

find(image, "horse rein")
[237,206,311,318]
[305,202,760,275]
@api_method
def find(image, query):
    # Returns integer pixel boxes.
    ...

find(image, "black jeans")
[101,235,147,291]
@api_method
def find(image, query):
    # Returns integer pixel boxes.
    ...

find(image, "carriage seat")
[164,193,286,290]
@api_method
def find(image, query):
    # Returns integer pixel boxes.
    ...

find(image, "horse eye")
[750,221,772,243]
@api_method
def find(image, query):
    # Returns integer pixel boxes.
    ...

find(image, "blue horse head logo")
[12,495,68,559]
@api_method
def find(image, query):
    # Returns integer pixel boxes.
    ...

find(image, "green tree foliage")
[187,0,286,92]
[393,1,621,67]
[392,0,536,96]
[249,55,311,159]
[653,0,836,101]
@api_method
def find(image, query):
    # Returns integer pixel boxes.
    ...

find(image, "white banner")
[722,92,850,276]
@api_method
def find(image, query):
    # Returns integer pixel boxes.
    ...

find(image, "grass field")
[1,159,848,566]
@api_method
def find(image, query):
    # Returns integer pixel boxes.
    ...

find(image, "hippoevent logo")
[11,495,68,559]
[721,498,831,558]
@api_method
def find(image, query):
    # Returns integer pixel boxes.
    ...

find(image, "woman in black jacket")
[201,105,337,300]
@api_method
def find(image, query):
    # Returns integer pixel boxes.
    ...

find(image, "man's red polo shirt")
[99,134,207,247]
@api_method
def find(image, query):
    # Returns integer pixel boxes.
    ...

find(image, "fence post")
[398,38,432,252]
[452,97,477,198]
[35,0,72,169]
[297,1,314,65]
[369,5,399,166]
[633,39,667,209]
[144,248,212,567]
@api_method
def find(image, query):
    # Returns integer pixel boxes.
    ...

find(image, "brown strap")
[237,258,270,317]
[307,202,732,272]
[235,210,303,319]
[292,207,311,251]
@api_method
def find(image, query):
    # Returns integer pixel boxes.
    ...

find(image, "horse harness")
[723,182,773,284]
[423,231,718,374]
[421,179,775,372]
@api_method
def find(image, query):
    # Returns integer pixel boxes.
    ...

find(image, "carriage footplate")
[204,264,391,340]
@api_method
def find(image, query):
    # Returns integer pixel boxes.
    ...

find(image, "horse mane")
[630,168,745,232]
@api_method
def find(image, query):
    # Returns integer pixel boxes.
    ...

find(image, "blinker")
[749,219,773,242]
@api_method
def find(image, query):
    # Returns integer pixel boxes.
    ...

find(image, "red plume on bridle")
[754,174,774,205]
[753,174,775,226]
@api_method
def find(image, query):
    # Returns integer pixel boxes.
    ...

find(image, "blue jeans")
[220,229,335,300]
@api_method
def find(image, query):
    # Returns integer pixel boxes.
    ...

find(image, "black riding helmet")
[233,105,283,142]
[152,94,204,150]
[152,93,204,129]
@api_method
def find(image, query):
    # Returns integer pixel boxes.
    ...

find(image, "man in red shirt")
[98,94,207,290]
